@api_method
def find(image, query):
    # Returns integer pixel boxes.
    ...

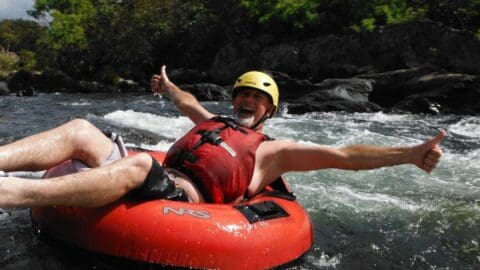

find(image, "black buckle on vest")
[193,129,223,149]
[201,130,223,145]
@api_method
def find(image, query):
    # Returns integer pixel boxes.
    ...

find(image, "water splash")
[103,110,194,140]
[448,117,480,138]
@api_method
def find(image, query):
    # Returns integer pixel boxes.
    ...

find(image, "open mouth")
[238,107,255,117]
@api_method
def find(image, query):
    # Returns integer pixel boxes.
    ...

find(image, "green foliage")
[413,0,480,32]
[240,0,428,34]
[27,0,233,80]
[241,0,319,29]
[48,11,88,49]
[18,50,37,71]
[352,18,377,32]
[0,48,19,76]
[1,0,477,84]
[27,0,97,77]
[374,0,425,25]
[0,19,46,52]
[155,0,228,67]
[0,20,44,76]
[350,0,426,33]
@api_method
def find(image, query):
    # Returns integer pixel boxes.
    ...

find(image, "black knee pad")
[132,157,187,201]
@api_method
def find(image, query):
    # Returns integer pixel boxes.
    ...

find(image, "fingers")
[416,130,446,173]
[161,65,169,82]
[421,146,443,173]
[429,130,446,147]
[150,65,168,94]
[150,76,157,91]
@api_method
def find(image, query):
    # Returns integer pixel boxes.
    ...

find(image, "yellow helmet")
[232,71,279,114]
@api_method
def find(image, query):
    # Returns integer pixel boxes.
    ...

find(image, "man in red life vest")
[0,66,445,209]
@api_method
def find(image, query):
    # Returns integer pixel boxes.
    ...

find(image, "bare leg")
[0,119,113,172]
[0,153,152,208]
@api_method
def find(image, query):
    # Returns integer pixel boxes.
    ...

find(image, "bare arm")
[275,130,445,173]
[151,65,215,124]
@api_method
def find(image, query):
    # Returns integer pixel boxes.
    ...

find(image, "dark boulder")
[169,68,210,84]
[259,44,301,75]
[360,69,480,114]
[31,70,77,92]
[288,100,382,114]
[116,79,146,93]
[272,71,322,100]
[0,81,9,95]
[299,34,369,80]
[210,43,256,84]
[7,70,36,96]
[179,83,229,101]
[358,67,436,107]
[367,20,480,75]
[76,80,117,93]
[300,78,374,102]
[7,70,33,94]
[16,87,35,96]
[393,75,480,115]
[286,78,381,113]
[210,20,480,85]
[210,35,277,84]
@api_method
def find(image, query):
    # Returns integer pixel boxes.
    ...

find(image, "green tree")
[413,0,480,32]
[241,0,319,29]
[352,0,426,32]
[21,0,479,84]
[17,50,37,71]
[375,0,426,25]
[0,48,19,77]
[0,19,45,52]
[30,0,221,81]
[0,20,45,73]
[29,0,95,77]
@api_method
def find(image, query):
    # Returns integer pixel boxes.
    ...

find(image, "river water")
[0,93,479,269]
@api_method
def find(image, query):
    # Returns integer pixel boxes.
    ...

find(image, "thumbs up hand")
[151,65,173,95]
[413,130,446,173]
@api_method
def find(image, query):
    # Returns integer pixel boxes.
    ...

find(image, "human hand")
[412,130,446,173]
[150,65,172,96]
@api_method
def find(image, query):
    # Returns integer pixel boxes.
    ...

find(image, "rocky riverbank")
[1,20,479,115]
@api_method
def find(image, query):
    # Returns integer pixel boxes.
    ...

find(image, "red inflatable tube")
[30,151,313,270]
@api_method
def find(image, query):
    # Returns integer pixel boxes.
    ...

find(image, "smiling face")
[232,88,275,130]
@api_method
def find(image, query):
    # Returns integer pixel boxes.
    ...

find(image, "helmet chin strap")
[250,112,270,130]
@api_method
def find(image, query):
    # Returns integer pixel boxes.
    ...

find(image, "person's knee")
[65,118,94,133]
[128,153,154,188]
[66,119,99,147]
[66,119,112,164]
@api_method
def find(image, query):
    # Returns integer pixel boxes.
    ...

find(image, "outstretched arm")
[151,65,215,124]
[250,131,445,196]
[275,130,445,173]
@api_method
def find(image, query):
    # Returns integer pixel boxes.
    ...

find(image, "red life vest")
[164,116,268,203]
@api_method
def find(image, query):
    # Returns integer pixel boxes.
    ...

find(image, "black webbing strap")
[192,128,224,149]
[211,116,248,134]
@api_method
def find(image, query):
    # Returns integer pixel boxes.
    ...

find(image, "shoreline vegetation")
[1,0,479,115]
